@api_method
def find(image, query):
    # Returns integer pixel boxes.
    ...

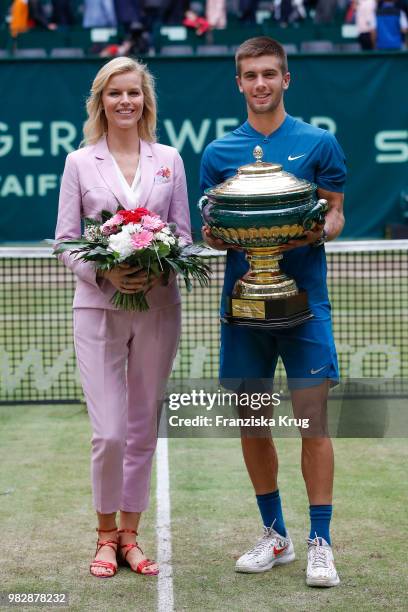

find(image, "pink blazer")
[55,136,192,310]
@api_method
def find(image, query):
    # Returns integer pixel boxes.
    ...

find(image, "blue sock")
[256,490,287,537]
[309,504,332,545]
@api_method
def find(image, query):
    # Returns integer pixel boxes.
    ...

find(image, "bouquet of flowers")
[54,205,211,311]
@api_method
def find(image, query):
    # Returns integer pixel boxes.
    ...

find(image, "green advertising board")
[0,53,407,241]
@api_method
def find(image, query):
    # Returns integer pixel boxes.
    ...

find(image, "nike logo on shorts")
[310,365,329,375]
[288,154,306,161]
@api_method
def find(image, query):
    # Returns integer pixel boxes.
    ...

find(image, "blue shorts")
[219,303,339,391]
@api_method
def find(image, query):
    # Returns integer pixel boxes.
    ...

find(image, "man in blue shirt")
[200,37,346,587]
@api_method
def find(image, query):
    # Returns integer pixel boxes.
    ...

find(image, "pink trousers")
[73,305,181,513]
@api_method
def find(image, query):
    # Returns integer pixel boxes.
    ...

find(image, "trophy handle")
[198,195,208,213]
[302,198,328,230]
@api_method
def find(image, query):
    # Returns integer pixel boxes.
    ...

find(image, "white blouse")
[110,153,142,206]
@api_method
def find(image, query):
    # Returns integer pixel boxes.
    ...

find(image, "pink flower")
[131,229,154,249]
[141,215,166,232]
[101,213,123,236]
[110,213,123,225]
[156,166,171,179]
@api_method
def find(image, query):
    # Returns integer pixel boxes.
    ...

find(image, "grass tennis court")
[1,404,406,611]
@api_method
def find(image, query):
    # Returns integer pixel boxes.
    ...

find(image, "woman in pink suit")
[55,56,192,578]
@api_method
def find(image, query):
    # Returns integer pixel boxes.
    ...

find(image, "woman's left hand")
[105,264,160,294]
[121,267,164,294]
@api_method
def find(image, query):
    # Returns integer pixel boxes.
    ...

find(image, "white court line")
[156,434,174,612]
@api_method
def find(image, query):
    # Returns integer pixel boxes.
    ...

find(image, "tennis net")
[0,241,407,404]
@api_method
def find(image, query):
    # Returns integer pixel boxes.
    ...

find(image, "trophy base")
[223,291,314,329]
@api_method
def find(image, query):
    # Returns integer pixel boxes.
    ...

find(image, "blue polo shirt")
[200,114,346,317]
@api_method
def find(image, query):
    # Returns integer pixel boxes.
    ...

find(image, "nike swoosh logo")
[288,154,306,161]
[273,543,288,556]
[310,365,328,375]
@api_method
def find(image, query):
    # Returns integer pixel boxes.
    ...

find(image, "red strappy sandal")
[89,527,118,578]
[117,528,159,576]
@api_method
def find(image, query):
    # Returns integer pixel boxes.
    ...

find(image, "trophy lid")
[206,145,315,200]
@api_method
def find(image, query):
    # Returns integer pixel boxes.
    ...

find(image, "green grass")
[1,405,407,611]
[0,405,158,612]
[170,438,407,611]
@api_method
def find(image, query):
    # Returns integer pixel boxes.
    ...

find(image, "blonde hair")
[82,56,157,145]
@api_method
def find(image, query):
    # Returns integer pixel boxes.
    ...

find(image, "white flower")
[155,231,167,242]
[155,231,174,247]
[156,230,174,242]
[84,225,102,241]
[121,222,141,235]
[108,231,134,259]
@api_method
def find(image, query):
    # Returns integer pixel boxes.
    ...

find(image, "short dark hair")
[235,37,288,75]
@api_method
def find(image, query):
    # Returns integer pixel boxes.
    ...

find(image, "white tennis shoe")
[306,536,340,587]
[235,525,295,573]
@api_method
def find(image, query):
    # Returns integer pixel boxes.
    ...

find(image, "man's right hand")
[201,225,242,251]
